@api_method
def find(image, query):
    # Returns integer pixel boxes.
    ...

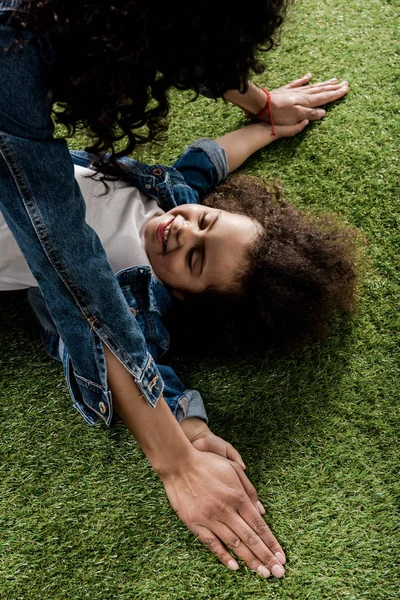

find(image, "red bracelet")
[247,87,276,136]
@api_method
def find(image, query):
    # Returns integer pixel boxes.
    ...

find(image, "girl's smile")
[143,204,261,295]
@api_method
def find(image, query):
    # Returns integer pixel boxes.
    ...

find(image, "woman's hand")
[160,449,286,578]
[262,73,349,125]
[224,75,348,127]
[181,418,267,516]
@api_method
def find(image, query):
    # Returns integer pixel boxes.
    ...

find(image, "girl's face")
[143,204,261,295]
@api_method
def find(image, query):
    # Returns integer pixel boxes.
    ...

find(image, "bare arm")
[216,120,309,173]
[104,345,286,577]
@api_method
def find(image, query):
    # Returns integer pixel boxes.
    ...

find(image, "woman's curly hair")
[166,175,362,354]
[12,0,288,165]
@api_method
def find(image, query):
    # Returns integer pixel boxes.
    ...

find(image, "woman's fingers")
[230,508,286,577]
[307,81,348,94]
[195,526,240,571]
[162,451,286,576]
[195,520,284,578]
[225,442,246,470]
[283,72,313,88]
[307,85,349,106]
[236,494,286,564]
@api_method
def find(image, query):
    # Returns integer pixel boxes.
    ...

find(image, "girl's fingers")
[283,72,313,88]
[292,118,310,133]
[231,461,260,507]
[298,107,326,121]
[225,443,246,470]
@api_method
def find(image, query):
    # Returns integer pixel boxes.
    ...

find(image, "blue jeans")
[0,7,164,424]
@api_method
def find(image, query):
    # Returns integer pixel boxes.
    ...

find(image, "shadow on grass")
[168,311,358,474]
[0,289,358,471]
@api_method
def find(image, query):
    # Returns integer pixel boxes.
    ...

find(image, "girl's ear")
[171,289,186,302]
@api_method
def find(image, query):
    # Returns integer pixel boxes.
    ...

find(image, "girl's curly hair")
[11,0,288,164]
[166,175,362,354]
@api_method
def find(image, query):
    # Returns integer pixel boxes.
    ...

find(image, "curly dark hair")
[166,175,362,353]
[10,0,288,165]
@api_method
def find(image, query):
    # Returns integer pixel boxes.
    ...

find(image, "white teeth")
[162,221,173,250]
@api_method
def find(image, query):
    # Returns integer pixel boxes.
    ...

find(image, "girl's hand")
[272,119,310,139]
[160,449,286,578]
[181,418,245,469]
[263,73,349,125]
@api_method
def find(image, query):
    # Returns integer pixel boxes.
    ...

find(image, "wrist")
[180,417,210,443]
[224,82,267,115]
[155,444,199,481]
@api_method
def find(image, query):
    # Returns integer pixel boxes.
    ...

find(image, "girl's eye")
[199,211,208,229]
[187,247,195,270]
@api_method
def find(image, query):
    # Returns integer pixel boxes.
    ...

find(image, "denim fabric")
[70,138,228,207]
[29,139,227,424]
[0,2,26,11]
[0,8,227,426]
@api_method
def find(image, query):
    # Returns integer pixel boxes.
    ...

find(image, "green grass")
[1,0,399,598]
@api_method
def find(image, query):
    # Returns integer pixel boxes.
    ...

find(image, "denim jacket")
[0,0,229,427]
[27,139,229,425]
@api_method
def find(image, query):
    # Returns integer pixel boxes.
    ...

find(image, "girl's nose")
[175,216,198,246]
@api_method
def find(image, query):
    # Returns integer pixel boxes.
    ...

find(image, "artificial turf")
[0,0,399,598]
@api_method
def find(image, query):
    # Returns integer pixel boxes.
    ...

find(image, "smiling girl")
[1,113,359,577]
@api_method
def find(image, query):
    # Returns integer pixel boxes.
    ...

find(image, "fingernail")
[257,501,266,515]
[228,559,239,571]
[271,564,285,578]
[330,78,338,81]
[275,552,286,565]
[257,565,271,578]
[341,80,348,85]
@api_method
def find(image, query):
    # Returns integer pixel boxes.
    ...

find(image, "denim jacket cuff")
[58,337,164,427]
[186,139,229,184]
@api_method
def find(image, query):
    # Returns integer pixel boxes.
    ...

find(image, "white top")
[0,166,164,291]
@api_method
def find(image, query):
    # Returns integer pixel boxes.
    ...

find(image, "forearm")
[216,122,277,173]
[224,81,267,116]
[104,345,196,477]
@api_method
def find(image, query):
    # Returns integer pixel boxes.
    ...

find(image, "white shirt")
[0,166,164,291]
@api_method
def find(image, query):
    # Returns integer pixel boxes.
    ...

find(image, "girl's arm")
[216,120,309,173]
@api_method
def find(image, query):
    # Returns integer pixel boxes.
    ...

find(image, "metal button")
[130,307,137,317]
[145,183,152,189]
[99,401,107,414]
[152,168,163,177]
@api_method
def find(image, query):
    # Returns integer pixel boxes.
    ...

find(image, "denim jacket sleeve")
[171,138,229,201]
[0,19,164,426]
[27,276,209,424]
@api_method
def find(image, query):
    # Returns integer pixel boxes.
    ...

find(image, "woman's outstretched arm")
[104,345,286,578]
